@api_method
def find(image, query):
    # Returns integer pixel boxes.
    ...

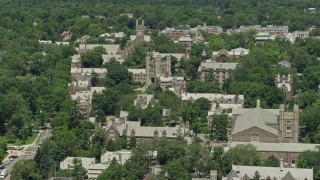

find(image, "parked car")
[9,155,18,158]
[0,169,8,179]
[3,161,10,165]
[8,158,13,162]
[0,165,4,169]
[15,146,24,150]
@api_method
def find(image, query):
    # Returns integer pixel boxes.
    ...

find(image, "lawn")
[0,133,38,146]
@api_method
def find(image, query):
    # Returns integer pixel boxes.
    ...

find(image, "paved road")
[3,128,52,180]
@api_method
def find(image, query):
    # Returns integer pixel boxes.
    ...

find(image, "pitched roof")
[79,44,120,55]
[130,35,151,42]
[229,165,313,180]
[231,107,279,136]
[230,142,320,153]
[181,93,244,102]
[128,69,146,74]
[106,120,182,139]
[198,62,238,72]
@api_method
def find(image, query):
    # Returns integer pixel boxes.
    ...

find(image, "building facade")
[198,62,238,87]
[275,74,294,100]
[136,19,145,45]
[224,164,313,180]
[230,100,299,143]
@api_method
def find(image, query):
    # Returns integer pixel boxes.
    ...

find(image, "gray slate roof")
[198,62,238,72]
[227,165,313,180]
[230,142,320,153]
[232,107,279,136]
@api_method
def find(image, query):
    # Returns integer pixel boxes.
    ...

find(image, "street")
[3,128,52,180]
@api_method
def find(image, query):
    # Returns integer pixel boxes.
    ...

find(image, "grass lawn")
[0,133,38,146]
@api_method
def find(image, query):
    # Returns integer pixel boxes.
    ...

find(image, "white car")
[8,158,13,162]
[15,146,24,150]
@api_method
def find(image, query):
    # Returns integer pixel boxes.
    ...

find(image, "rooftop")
[232,107,279,136]
[226,164,313,180]
[198,62,239,71]
[230,142,320,153]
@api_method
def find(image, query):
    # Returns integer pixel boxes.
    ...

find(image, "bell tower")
[136,19,145,45]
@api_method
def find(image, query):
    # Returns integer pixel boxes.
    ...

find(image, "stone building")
[230,100,299,143]
[210,48,249,62]
[230,142,320,168]
[136,19,145,45]
[198,49,243,87]
[264,25,289,35]
[198,62,238,87]
[197,23,223,34]
[128,52,186,94]
[158,25,198,41]
[104,119,190,143]
[130,19,151,44]
[275,74,293,100]
[146,53,172,83]
[223,164,313,180]
[134,94,155,109]
[69,49,107,120]
[128,69,147,84]
[255,32,276,45]
[158,76,187,95]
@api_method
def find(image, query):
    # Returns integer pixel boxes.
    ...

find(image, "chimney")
[256,99,260,108]
[210,170,217,180]
[294,104,299,112]
[280,158,284,169]
[235,93,239,104]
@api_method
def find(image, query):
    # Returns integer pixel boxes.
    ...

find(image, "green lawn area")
[0,133,38,146]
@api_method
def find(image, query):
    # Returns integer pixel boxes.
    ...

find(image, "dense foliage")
[0,0,319,179]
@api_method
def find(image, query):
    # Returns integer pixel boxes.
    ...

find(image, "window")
[251,134,259,142]
[286,126,292,132]
[287,121,291,124]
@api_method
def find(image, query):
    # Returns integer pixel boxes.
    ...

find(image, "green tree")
[298,90,319,109]
[252,171,261,180]
[71,158,87,180]
[105,60,132,85]
[263,155,280,167]
[123,146,151,179]
[300,106,320,143]
[210,114,228,141]
[11,160,41,180]
[98,159,124,180]
[156,140,186,165]
[302,65,320,91]
[124,45,147,68]
[163,158,191,180]
[223,144,260,174]
[129,135,136,149]
[81,50,103,68]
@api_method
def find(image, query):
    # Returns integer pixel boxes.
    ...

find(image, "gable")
[226,170,240,180]
[282,171,295,180]
[231,126,279,143]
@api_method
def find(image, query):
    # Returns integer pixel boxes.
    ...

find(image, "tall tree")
[11,160,41,180]
[210,114,228,141]
[98,159,124,180]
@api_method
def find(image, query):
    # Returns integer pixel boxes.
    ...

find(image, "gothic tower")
[279,104,299,143]
[136,19,145,45]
